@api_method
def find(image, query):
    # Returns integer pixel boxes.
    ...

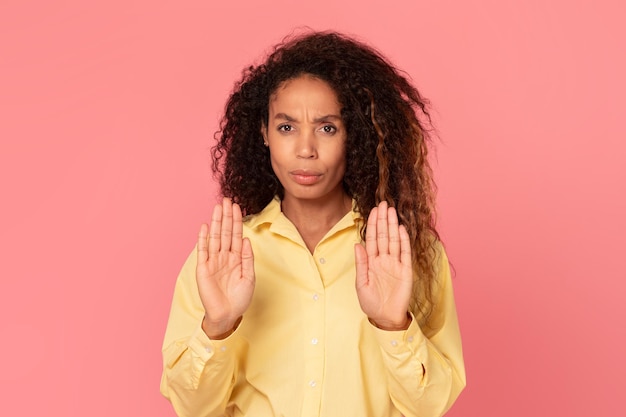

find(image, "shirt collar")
[245,197,363,232]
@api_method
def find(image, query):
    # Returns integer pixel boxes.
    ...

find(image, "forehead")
[269,75,341,111]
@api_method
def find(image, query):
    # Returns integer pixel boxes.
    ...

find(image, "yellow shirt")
[161,199,465,417]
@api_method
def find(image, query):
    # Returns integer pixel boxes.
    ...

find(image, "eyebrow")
[273,113,342,123]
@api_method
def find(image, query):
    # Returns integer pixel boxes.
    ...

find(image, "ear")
[261,124,268,146]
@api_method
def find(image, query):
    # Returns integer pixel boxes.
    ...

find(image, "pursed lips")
[289,169,323,185]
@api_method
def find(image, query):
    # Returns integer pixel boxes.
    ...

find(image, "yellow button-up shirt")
[161,199,465,417]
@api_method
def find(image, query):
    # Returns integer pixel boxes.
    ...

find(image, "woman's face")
[263,74,348,207]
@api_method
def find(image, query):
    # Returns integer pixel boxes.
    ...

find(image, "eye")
[278,124,293,132]
[320,125,337,134]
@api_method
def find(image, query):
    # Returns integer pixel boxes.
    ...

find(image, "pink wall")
[1,1,624,416]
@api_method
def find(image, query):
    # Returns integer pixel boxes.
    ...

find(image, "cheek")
[269,155,280,173]
[332,150,348,177]
[269,151,286,178]
[336,144,348,168]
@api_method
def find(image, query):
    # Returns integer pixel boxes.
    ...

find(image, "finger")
[399,225,412,267]
[197,223,209,263]
[220,197,233,252]
[208,203,223,255]
[388,206,400,260]
[377,201,389,255]
[231,202,243,254]
[241,237,255,283]
[354,243,370,292]
[365,206,378,258]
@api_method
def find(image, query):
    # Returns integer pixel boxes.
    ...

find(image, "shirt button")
[311,338,319,345]
[220,346,227,352]
[309,380,317,387]
[390,340,398,347]
[312,293,319,301]
[205,347,212,353]
[408,336,414,343]
[319,257,326,264]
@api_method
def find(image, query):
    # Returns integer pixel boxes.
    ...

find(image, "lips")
[290,169,322,185]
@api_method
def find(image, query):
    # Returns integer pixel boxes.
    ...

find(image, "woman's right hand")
[196,197,255,339]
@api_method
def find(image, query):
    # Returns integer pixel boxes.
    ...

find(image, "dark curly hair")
[212,30,442,322]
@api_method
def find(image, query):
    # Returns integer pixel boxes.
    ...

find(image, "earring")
[263,142,268,147]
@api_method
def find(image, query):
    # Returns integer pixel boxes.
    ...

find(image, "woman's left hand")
[355,201,413,331]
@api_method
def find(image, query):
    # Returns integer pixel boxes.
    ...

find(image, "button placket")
[302,278,324,410]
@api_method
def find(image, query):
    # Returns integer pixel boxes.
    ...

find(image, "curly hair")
[212,30,442,322]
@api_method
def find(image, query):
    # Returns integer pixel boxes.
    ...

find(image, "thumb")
[241,237,255,283]
[354,243,369,289]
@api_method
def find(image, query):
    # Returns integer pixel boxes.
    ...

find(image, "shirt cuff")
[371,312,426,355]
[187,319,242,363]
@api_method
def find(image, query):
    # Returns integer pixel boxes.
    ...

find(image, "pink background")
[1,0,624,416]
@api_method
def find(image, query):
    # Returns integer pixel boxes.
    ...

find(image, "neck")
[281,192,352,251]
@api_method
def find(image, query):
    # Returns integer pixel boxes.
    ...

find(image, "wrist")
[369,312,411,331]
[202,316,242,339]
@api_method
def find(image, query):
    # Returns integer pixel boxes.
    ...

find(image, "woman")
[161,31,465,417]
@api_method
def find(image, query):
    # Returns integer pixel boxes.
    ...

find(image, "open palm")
[355,202,413,330]
[196,198,255,338]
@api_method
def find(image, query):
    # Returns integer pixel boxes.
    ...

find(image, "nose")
[296,130,317,159]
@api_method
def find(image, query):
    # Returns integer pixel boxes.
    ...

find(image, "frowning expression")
[263,75,347,205]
